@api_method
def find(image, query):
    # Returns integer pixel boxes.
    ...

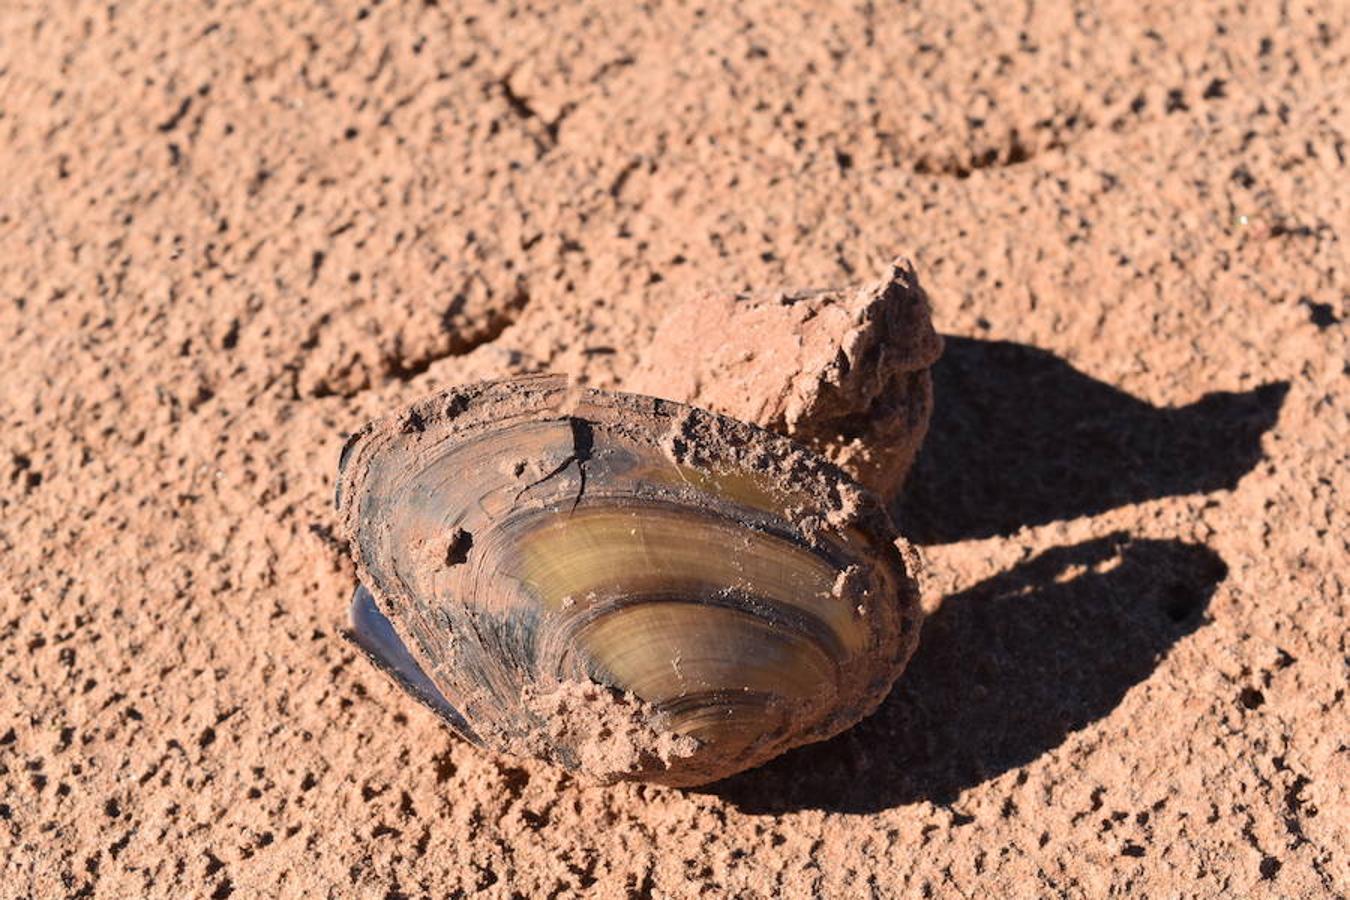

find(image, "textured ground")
[1,1,1346,897]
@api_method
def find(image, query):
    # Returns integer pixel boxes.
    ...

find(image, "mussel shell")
[337,374,922,786]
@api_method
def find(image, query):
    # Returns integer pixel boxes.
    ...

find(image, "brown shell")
[337,374,922,786]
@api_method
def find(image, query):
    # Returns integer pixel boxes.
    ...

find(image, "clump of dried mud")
[628,258,942,496]
[1,2,1345,897]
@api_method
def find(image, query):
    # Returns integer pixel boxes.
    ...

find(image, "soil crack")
[495,75,576,153]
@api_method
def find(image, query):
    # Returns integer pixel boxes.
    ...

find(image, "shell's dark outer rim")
[334,373,925,783]
[347,584,482,744]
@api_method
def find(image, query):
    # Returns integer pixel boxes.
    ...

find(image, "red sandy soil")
[1,2,1346,897]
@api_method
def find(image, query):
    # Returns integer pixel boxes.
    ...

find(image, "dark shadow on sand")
[708,534,1228,815]
[896,337,1288,544]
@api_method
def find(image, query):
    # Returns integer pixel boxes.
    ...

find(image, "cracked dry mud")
[1,2,1346,898]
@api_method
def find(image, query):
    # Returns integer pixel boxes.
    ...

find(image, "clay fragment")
[625,259,942,497]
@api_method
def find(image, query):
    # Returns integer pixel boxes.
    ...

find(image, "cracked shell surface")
[336,374,923,786]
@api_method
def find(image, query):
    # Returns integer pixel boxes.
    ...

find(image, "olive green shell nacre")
[336,374,922,787]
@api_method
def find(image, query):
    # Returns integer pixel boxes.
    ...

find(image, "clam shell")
[337,374,922,786]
